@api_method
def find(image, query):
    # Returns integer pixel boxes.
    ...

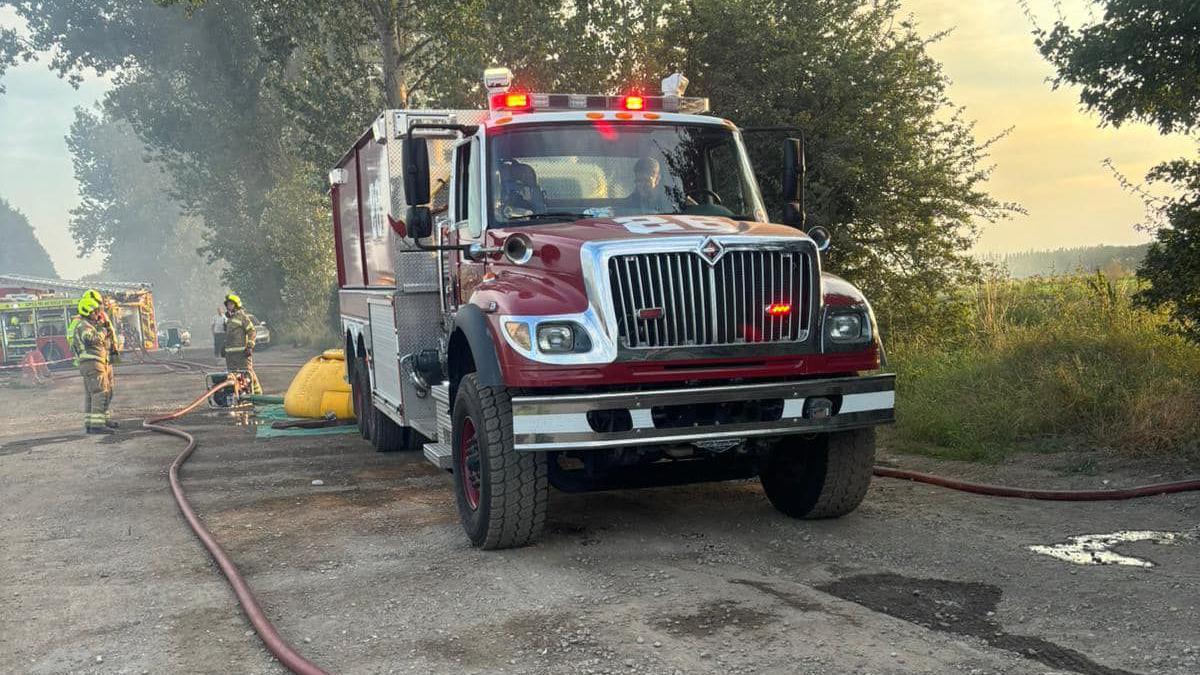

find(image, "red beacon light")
[765,302,792,317]
[622,95,645,111]
[491,91,532,111]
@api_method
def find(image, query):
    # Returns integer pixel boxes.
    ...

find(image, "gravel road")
[2,349,1197,674]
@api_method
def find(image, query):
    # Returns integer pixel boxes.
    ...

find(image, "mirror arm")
[400,121,481,252]
[410,238,499,260]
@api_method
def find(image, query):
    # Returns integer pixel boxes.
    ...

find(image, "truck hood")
[473,213,824,320]
[486,215,809,248]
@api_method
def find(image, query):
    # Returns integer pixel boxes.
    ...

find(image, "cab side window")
[708,142,747,214]
[454,142,471,224]
[453,139,483,239]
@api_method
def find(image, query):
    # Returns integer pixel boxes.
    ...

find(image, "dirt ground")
[2,347,1197,675]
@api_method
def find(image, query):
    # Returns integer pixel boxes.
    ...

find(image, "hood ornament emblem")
[699,237,724,264]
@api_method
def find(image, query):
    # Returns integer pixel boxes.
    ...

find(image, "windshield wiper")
[502,211,589,224]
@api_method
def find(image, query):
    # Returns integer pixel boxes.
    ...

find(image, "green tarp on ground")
[253,403,357,439]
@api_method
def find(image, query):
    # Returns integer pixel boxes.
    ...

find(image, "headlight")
[537,324,574,352]
[826,310,871,343]
[536,323,591,353]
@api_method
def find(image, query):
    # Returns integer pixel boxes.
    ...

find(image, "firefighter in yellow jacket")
[223,293,262,394]
[73,295,118,434]
[67,289,116,366]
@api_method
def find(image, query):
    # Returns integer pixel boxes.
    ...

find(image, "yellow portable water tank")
[283,348,355,419]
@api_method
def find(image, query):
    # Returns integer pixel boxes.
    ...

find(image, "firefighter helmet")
[78,296,101,316]
[225,293,243,309]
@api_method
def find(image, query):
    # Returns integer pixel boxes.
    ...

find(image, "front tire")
[760,428,875,519]
[451,374,548,549]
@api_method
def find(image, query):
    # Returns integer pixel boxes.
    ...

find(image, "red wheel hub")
[459,417,481,510]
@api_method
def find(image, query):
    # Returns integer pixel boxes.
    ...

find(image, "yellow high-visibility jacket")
[223,309,257,355]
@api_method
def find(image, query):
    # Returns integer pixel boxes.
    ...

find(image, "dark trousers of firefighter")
[81,360,113,430]
[225,351,262,394]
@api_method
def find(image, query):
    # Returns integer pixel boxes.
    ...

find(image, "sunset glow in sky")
[0,2,1196,277]
[904,0,1195,253]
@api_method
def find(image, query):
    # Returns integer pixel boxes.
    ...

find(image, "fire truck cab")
[331,69,894,549]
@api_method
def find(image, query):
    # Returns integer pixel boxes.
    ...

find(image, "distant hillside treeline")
[0,198,57,279]
[982,244,1150,278]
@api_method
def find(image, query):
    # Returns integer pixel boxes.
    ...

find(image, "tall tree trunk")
[369,2,407,108]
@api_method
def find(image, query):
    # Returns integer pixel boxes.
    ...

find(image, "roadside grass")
[887,272,1200,464]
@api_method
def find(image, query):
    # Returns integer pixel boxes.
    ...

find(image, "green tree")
[1,0,618,337]
[2,0,300,327]
[66,109,225,328]
[1037,0,1199,135]
[0,198,57,278]
[5,0,1017,341]
[1131,160,1200,340]
[1036,0,1200,340]
[647,0,1016,334]
[254,158,338,343]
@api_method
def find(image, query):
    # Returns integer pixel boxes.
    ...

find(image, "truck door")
[449,136,486,305]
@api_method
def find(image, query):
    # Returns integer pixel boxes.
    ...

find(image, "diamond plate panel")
[394,288,443,433]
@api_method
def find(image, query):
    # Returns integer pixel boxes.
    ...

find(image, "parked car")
[253,321,270,348]
[157,320,192,350]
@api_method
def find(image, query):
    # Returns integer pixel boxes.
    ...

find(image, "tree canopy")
[1132,159,1200,341]
[646,0,1016,331]
[66,109,225,327]
[0,198,58,278]
[1036,0,1200,341]
[1037,0,1200,135]
[2,0,1016,339]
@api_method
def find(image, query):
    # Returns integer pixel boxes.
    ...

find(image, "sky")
[0,7,110,277]
[0,2,1196,278]
[901,0,1195,253]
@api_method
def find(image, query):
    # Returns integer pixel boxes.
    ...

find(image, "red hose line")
[873,466,1200,501]
[143,382,330,675]
[137,378,1196,675]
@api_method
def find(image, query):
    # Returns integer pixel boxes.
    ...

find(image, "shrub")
[888,272,1200,462]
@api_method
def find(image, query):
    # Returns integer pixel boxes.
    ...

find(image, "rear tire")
[451,373,548,549]
[350,358,367,439]
[355,363,374,441]
[371,407,412,452]
[760,428,875,519]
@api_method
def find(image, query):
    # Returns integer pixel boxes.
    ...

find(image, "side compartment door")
[368,297,403,411]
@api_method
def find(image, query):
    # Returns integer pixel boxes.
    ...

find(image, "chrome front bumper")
[510,374,895,451]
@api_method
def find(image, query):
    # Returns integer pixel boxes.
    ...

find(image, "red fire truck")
[330,69,894,549]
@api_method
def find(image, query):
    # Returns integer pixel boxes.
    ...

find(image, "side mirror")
[807,225,831,252]
[403,137,432,239]
[782,137,806,228]
[404,137,430,207]
[406,206,433,239]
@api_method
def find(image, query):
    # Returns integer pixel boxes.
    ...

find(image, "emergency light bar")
[483,68,709,115]
[490,92,710,115]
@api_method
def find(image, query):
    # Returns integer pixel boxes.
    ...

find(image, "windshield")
[487,122,767,227]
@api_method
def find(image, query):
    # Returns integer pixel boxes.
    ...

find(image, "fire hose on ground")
[142,380,331,675]
[133,376,1199,675]
[872,466,1200,500]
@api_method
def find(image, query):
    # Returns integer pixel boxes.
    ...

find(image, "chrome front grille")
[608,247,813,348]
